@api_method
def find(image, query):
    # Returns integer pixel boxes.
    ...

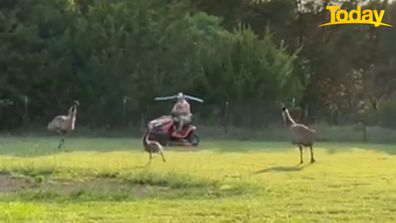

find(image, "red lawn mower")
[147,93,203,147]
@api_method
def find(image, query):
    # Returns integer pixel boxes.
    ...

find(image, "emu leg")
[146,152,152,165]
[57,138,64,149]
[159,151,166,162]
[309,145,316,163]
[298,144,303,164]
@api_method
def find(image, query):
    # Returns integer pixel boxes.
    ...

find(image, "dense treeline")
[193,0,396,128]
[0,0,395,130]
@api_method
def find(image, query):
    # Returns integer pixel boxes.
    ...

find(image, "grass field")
[0,136,396,222]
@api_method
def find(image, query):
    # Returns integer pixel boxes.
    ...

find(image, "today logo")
[320,5,392,27]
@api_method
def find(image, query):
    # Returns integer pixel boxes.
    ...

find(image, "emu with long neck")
[142,130,166,164]
[47,100,79,149]
[281,106,316,164]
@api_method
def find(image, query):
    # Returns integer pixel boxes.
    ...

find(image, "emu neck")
[68,106,77,119]
[285,109,296,126]
[66,106,77,130]
[142,131,149,146]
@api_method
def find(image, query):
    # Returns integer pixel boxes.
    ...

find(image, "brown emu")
[142,129,166,164]
[47,100,79,149]
[281,106,316,164]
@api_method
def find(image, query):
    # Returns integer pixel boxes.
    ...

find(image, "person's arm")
[184,101,191,113]
[172,102,179,113]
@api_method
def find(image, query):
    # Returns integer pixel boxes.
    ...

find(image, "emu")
[47,100,79,149]
[142,129,166,164]
[281,106,316,164]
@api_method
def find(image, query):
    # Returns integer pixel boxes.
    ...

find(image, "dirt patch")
[53,178,152,197]
[0,174,31,193]
[0,173,248,201]
[0,174,164,199]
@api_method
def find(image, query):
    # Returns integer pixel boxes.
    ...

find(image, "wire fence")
[2,98,395,143]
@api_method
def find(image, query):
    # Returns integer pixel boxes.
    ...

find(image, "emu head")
[69,100,80,114]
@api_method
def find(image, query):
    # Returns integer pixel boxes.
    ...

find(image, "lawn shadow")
[253,163,313,175]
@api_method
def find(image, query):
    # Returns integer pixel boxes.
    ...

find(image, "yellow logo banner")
[320,5,392,27]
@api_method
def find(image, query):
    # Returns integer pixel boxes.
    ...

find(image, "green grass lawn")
[0,136,395,222]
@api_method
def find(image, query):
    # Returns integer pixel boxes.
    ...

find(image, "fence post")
[123,97,127,126]
[362,122,367,143]
[141,105,150,131]
[224,101,229,134]
[23,96,29,125]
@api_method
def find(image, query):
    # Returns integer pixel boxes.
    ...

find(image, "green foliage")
[194,0,396,126]
[0,0,298,129]
[2,0,396,130]
[195,26,299,126]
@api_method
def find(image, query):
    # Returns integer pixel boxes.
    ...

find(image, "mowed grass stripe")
[0,137,395,222]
